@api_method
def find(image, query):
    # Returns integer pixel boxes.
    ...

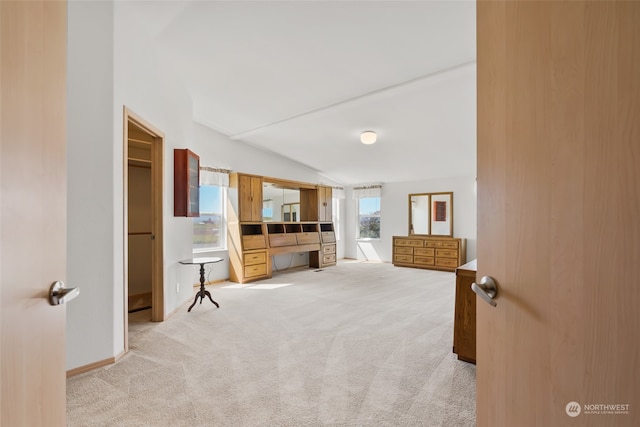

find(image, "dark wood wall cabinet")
[173,149,199,217]
[453,259,477,364]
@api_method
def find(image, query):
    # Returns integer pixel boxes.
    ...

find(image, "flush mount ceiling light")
[360,130,377,145]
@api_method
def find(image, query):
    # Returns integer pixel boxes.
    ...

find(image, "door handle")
[471,276,498,307]
[49,281,80,306]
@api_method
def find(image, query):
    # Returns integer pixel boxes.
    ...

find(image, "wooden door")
[477,2,639,426]
[1,1,67,425]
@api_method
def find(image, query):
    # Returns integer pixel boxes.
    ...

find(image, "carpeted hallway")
[67,261,476,426]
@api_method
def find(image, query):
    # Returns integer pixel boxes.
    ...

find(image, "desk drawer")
[394,254,413,263]
[323,244,336,255]
[296,232,320,245]
[395,247,413,255]
[436,248,459,259]
[244,263,267,278]
[323,253,336,264]
[321,231,336,243]
[269,234,297,247]
[244,251,266,266]
[242,235,266,250]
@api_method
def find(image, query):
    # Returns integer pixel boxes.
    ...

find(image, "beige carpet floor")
[67,260,476,426]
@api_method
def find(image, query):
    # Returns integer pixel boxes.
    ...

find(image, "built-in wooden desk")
[228,222,336,283]
[453,259,476,364]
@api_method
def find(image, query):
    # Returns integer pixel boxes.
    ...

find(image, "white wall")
[344,176,477,263]
[66,0,116,371]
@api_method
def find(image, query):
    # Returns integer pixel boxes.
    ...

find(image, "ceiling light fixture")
[360,130,377,145]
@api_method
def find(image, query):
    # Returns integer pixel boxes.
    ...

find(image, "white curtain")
[200,167,230,187]
[332,186,345,199]
[352,184,382,199]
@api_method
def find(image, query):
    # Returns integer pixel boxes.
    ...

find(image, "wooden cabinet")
[392,236,466,272]
[229,223,270,283]
[453,259,476,364]
[173,149,199,217]
[310,223,336,268]
[230,173,263,222]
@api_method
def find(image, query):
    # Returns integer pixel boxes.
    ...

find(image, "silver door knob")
[49,281,79,306]
[471,276,498,307]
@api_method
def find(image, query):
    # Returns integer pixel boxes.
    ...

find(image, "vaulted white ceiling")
[122,1,476,185]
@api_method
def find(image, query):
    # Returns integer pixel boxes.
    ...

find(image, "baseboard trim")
[66,350,127,378]
[192,278,227,287]
[165,302,184,320]
[128,291,152,313]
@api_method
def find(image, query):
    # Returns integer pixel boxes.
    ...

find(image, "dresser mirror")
[409,192,453,236]
[263,182,300,222]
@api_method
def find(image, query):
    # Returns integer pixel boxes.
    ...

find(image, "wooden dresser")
[392,235,466,272]
[453,259,476,364]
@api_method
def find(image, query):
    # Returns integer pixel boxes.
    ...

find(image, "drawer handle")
[471,276,498,307]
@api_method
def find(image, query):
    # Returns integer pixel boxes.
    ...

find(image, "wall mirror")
[263,182,300,222]
[409,192,453,236]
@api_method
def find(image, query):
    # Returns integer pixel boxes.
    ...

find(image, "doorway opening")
[123,108,164,350]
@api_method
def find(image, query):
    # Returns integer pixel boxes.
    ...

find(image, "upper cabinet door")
[239,174,263,222]
[318,186,332,222]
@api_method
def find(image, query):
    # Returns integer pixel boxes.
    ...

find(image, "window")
[357,196,380,239]
[193,185,226,251]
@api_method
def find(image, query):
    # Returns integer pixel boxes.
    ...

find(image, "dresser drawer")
[436,257,459,268]
[394,254,413,263]
[323,244,336,255]
[394,238,423,247]
[395,246,414,255]
[414,256,435,266]
[441,241,459,249]
[244,263,267,278]
[414,247,435,256]
[244,251,266,266]
[425,241,443,248]
[436,248,459,258]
